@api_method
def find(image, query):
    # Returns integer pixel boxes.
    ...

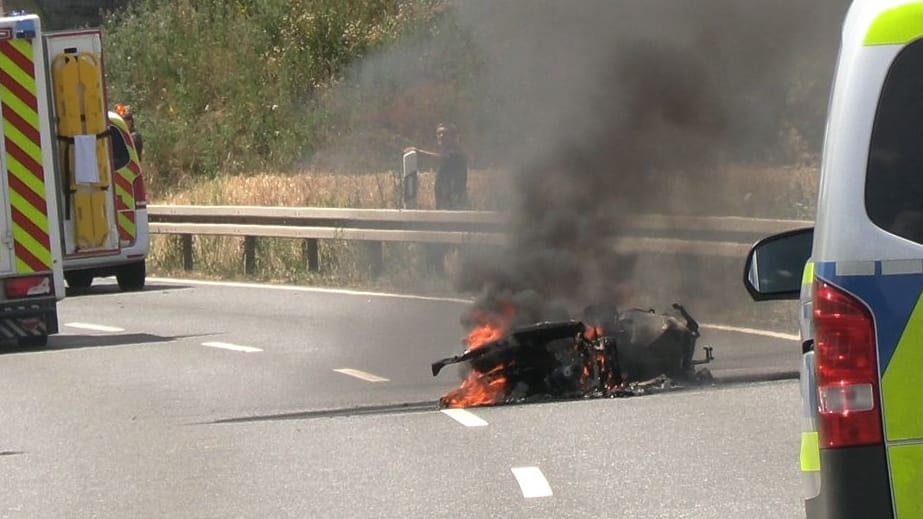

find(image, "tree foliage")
[103,0,449,188]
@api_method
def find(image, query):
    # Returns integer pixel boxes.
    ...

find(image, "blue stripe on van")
[815,261,923,374]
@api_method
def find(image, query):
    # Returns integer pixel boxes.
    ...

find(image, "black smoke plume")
[450,0,847,322]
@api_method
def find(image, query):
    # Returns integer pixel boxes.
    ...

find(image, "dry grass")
[155,163,816,215]
[158,168,511,210]
[712,163,817,219]
[149,168,514,294]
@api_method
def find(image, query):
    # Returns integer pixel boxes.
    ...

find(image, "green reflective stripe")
[865,3,923,46]
[889,444,923,518]
[883,292,923,441]
[800,431,821,472]
[802,260,815,286]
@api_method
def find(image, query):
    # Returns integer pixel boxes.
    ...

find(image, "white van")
[745,1,923,517]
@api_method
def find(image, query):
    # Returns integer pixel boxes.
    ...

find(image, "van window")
[108,125,130,171]
[866,39,923,243]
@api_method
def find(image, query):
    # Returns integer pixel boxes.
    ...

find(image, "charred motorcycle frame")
[432,303,714,407]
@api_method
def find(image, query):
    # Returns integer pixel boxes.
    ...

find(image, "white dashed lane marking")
[333,368,389,383]
[202,341,263,353]
[440,408,488,427]
[64,322,125,333]
[511,467,553,498]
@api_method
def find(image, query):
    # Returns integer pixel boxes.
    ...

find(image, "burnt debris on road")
[432,303,714,408]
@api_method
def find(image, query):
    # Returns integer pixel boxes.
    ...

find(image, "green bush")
[102,0,448,190]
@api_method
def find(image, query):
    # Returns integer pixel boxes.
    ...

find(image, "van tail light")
[5,275,52,299]
[814,280,883,448]
[133,174,147,209]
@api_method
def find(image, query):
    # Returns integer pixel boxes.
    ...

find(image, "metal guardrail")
[146,205,813,273]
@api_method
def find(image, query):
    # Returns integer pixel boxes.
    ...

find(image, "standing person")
[124,111,143,162]
[115,103,143,161]
[405,123,468,275]
[406,123,468,209]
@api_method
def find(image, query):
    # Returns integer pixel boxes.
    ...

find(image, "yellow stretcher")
[51,50,110,250]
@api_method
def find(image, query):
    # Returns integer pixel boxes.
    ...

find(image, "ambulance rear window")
[866,39,923,243]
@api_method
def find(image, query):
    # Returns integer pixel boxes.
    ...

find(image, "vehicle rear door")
[862,26,923,518]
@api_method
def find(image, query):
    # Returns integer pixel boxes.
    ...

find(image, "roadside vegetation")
[102,0,828,196]
[102,0,474,191]
[101,0,826,328]
[148,164,816,331]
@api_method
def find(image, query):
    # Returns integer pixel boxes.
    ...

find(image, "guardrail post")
[182,235,194,271]
[363,241,383,277]
[303,239,319,272]
[244,236,258,275]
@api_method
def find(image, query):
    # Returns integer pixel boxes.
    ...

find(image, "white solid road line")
[701,323,799,341]
[440,408,488,427]
[64,322,125,333]
[333,368,390,383]
[151,277,800,340]
[202,341,263,353]
[511,467,553,498]
[148,277,470,304]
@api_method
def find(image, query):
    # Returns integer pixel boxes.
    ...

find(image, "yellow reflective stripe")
[15,256,33,273]
[12,224,50,263]
[8,155,44,200]
[9,39,34,67]
[883,292,923,441]
[802,260,814,286]
[115,182,134,209]
[3,118,41,167]
[11,225,51,272]
[800,431,821,472]
[0,51,36,95]
[865,3,923,46]
[117,211,136,237]
[0,92,39,135]
[889,443,923,518]
[10,189,49,236]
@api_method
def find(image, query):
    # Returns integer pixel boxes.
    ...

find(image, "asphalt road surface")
[0,278,805,518]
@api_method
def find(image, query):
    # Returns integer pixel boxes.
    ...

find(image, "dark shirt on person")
[131,131,143,161]
[435,149,467,209]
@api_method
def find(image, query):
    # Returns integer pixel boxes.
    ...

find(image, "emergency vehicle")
[47,29,149,293]
[744,1,923,517]
[0,12,147,347]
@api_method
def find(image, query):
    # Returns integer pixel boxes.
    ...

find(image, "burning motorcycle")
[432,303,713,408]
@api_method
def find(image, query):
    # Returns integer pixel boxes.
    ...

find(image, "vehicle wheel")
[19,334,48,348]
[116,261,146,292]
[65,271,93,289]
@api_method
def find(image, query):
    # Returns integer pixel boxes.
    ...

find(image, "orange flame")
[440,306,626,407]
[440,304,516,408]
[583,326,604,341]
[578,325,621,393]
[464,321,505,350]
[463,304,516,348]
[440,365,508,408]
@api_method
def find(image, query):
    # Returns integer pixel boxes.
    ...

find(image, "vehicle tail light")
[5,275,52,299]
[133,173,147,209]
[814,280,883,448]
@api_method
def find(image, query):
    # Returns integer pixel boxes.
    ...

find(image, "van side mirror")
[743,227,814,301]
